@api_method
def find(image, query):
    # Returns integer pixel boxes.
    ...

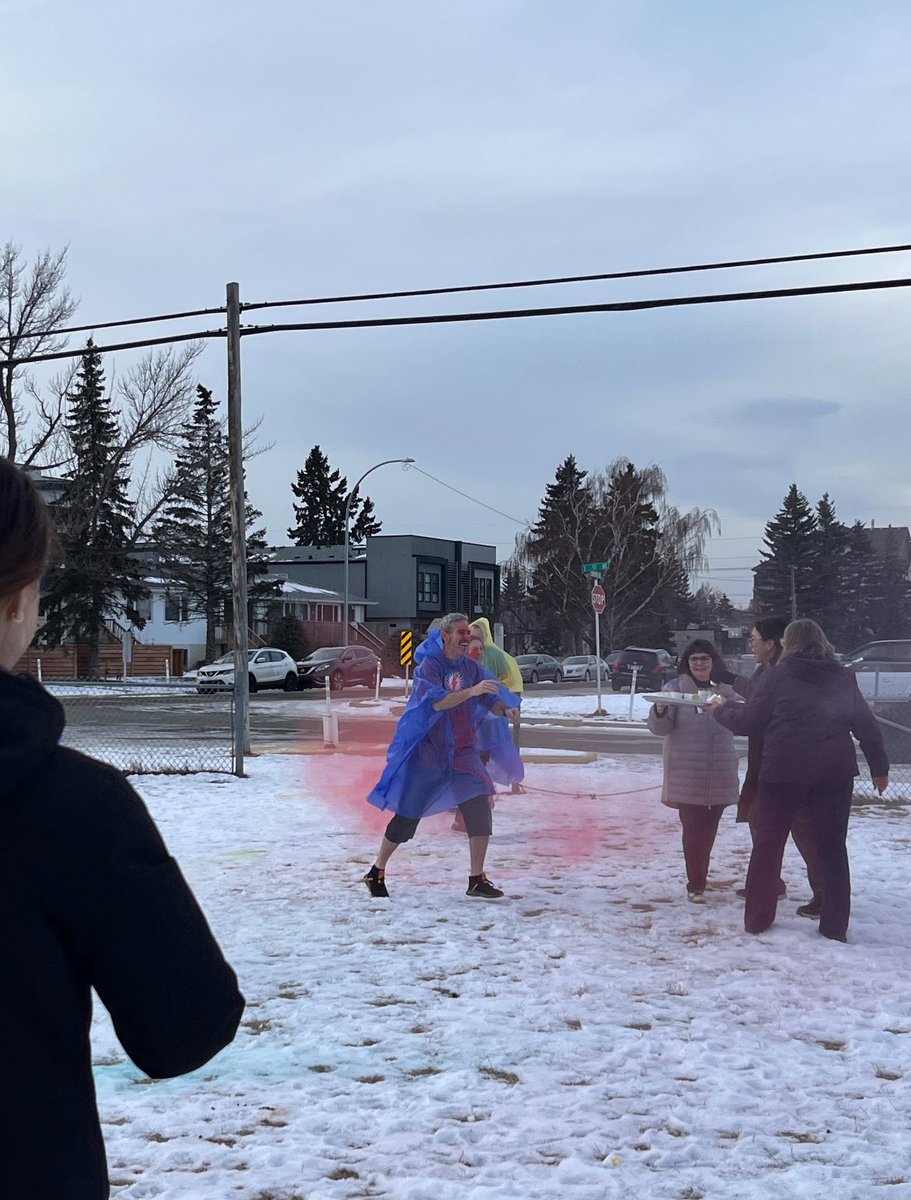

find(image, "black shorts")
[385,793,493,843]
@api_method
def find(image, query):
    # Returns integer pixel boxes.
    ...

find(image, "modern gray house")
[268,534,500,646]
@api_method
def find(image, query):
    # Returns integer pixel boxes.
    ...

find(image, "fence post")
[322,675,338,744]
[36,658,42,683]
[628,665,639,720]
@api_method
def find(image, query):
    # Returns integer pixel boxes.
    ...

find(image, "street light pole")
[343,458,414,646]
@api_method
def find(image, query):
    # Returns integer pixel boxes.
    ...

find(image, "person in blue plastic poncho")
[363,612,522,900]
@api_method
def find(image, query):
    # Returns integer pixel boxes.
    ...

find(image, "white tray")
[641,692,720,707]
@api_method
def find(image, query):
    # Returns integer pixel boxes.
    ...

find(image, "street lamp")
[343,458,414,646]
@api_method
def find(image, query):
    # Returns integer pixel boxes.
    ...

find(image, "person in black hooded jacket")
[0,459,244,1199]
[711,618,888,943]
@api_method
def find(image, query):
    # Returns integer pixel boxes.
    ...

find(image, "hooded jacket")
[469,618,524,694]
[0,670,244,1200]
[712,654,888,786]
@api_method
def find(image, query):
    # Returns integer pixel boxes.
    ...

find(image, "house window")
[134,596,152,622]
[417,569,441,605]
[164,592,190,623]
[473,574,494,614]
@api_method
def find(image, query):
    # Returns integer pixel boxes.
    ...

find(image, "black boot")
[363,865,389,898]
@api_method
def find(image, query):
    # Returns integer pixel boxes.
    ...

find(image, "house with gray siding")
[268,534,499,644]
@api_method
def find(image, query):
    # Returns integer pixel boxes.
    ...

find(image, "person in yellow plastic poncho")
[468,618,524,695]
[460,618,526,814]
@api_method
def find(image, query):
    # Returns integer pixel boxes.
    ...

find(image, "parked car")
[725,653,758,678]
[610,646,677,692]
[196,648,299,694]
[561,654,613,682]
[843,640,911,671]
[297,645,381,691]
[516,653,564,684]
[842,640,911,701]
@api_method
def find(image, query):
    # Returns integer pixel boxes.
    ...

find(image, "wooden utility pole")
[226,282,249,775]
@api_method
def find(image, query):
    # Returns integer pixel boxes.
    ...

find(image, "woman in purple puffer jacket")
[711,619,888,943]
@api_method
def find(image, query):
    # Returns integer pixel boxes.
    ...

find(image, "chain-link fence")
[48,679,234,775]
[856,671,911,800]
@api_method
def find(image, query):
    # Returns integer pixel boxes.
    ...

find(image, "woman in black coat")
[0,460,244,1199]
[711,618,888,943]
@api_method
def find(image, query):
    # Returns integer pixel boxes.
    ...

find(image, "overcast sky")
[6,0,911,604]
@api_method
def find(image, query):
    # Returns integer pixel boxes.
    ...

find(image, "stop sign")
[591,583,606,613]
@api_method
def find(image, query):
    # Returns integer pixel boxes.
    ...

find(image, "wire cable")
[410,465,528,526]
[50,304,226,338]
[238,274,911,338]
[8,240,911,345]
[239,242,911,312]
[2,326,225,369]
[7,272,911,368]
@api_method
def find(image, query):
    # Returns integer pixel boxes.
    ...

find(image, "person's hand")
[873,775,889,795]
[472,679,500,697]
[504,706,520,724]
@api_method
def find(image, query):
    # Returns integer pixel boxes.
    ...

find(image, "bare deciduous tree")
[0,242,77,463]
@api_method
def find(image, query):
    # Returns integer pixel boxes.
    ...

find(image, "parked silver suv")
[196,648,299,694]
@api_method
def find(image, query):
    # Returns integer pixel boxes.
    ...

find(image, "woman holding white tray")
[647,639,742,902]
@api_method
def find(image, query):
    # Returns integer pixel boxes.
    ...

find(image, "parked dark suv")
[610,646,677,692]
[297,645,381,691]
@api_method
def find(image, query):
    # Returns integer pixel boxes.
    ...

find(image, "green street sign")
[582,561,611,574]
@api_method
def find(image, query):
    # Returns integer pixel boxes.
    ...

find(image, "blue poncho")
[366,632,523,819]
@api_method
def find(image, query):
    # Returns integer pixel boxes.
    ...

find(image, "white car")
[561,654,611,682]
[196,648,299,694]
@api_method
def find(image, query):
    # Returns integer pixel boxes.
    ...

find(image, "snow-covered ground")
[90,740,911,1200]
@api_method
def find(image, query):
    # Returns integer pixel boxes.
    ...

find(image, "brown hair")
[0,458,54,604]
[781,618,836,660]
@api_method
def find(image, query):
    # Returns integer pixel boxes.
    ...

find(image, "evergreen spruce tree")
[808,493,850,643]
[287,446,382,546]
[520,455,599,653]
[838,521,880,649]
[753,484,818,618]
[873,556,911,641]
[153,385,277,662]
[42,340,148,675]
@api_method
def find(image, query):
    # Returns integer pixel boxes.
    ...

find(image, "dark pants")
[746,790,822,902]
[678,805,726,893]
[745,781,853,940]
[385,794,493,843]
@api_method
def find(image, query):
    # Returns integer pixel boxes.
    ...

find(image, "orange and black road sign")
[399,630,414,667]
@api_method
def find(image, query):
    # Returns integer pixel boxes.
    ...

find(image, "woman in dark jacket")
[711,618,888,943]
[0,460,244,1199]
[730,616,822,914]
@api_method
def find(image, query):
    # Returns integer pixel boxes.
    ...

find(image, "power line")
[6,272,911,369]
[7,240,911,348]
[3,326,225,368]
[239,242,911,312]
[48,304,226,339]
[238,275,911,339]
[411,466,528,525]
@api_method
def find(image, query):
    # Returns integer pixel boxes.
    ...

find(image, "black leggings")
[385,794,493,843]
